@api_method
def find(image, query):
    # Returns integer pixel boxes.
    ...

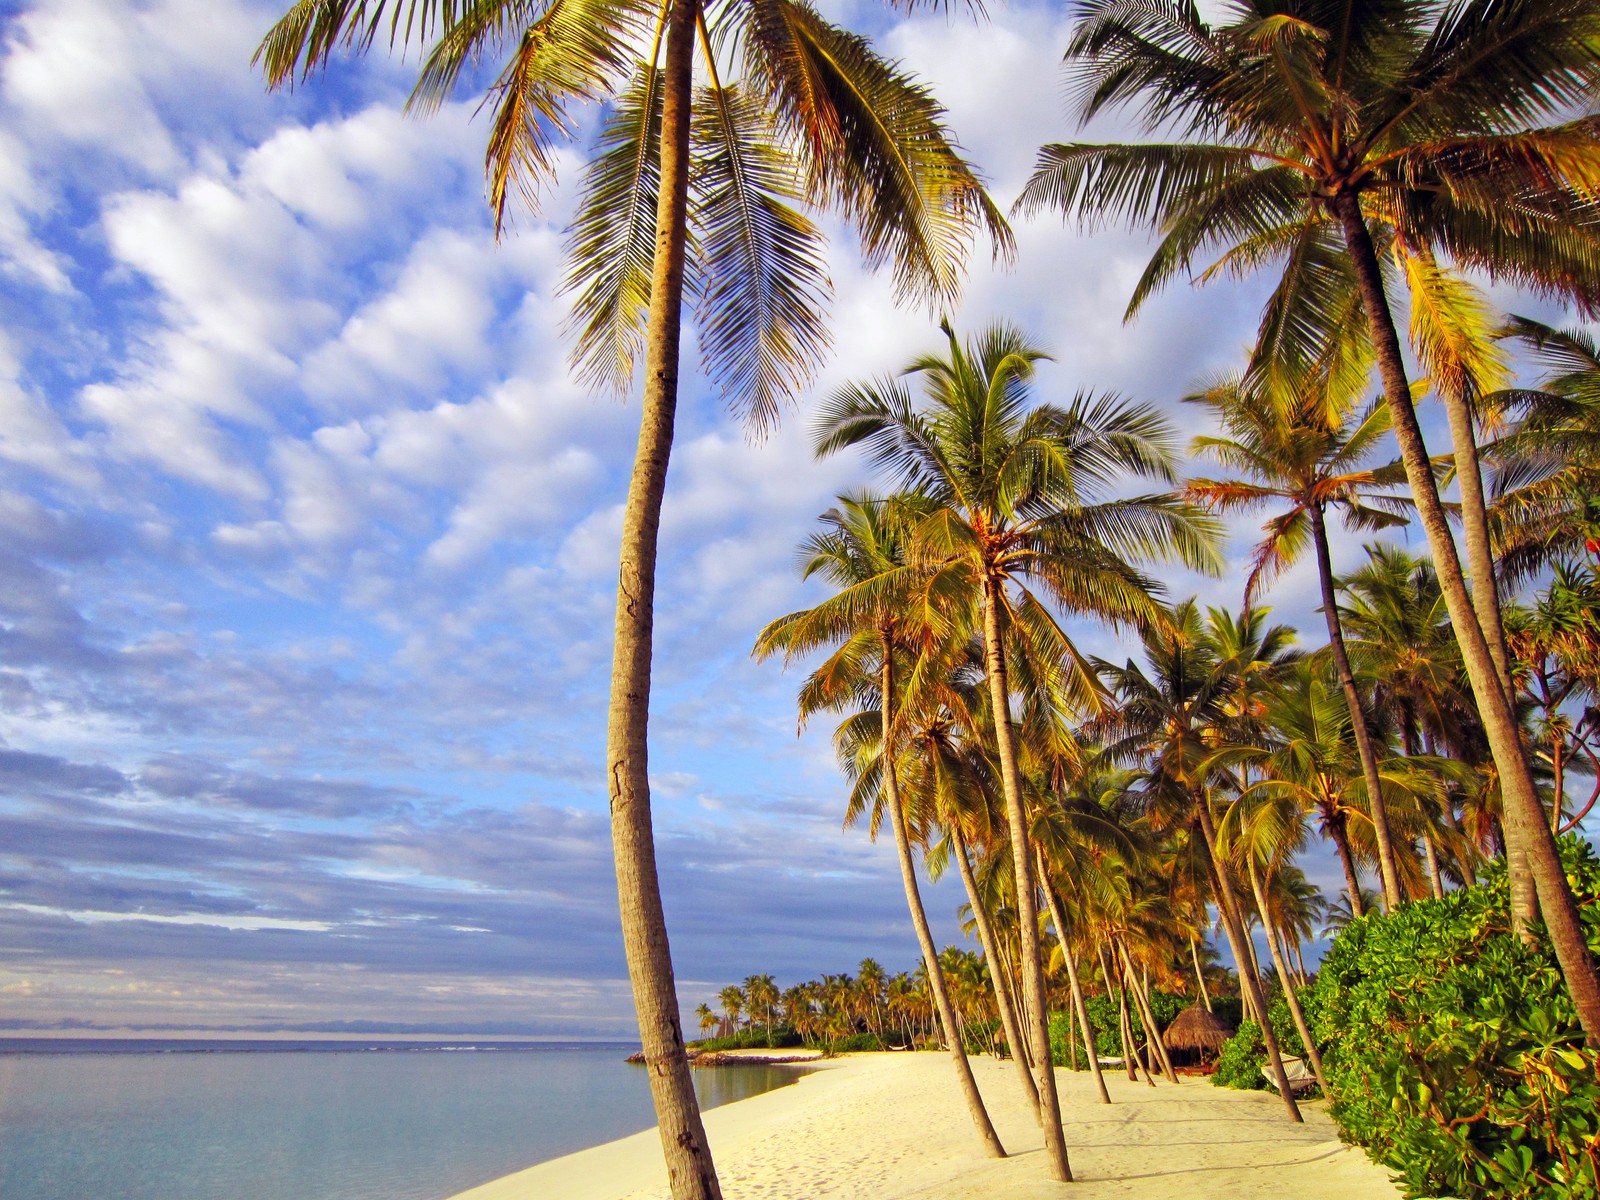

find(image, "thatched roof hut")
[1163,1004,1232,1057]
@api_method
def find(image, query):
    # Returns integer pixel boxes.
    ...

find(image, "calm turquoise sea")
[0,1039,805,1200]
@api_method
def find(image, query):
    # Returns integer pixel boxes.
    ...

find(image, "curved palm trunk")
[607,6,722,1196]
[1111,955,1144,1082]
[1194,799,1302,1121]
[1309,505,1402,910]
[882,653,1006,1158]
[1325,805,1365,918]
[1119,940,1178,1083]
[1422,832,1445,900]
[1440,382,1537,921]
[979,575,1072,1180]
[957,824,1042,1116]
[1332,192,1600,1044]
[1190,937,1213,1012]
[1039,866,1111,1104]
[1246,858,1329,1094]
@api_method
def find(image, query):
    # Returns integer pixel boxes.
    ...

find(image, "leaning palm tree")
[1018,0,1600,1039]
[754,493,1006,1156]
[258,2,1010,1190]
[1339,544,1484,887]
[1185,372,1409,908]
[1094,600,1304,1119]
[815,320,1222,1179]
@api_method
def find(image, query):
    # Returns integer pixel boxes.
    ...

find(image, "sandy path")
[449,1052,1400,1200]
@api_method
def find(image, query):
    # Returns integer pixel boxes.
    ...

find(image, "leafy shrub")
[1307,837,1600,1199]
[1048,989,1190,1066]
[1212,1018,1265,1089]
[689,1027,804,1051]
[1210,992,1308,1091]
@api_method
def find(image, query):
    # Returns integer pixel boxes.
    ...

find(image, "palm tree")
[258,5,1010,1192]
[754,493,1006,1156]
[1018,0,1600,1041]
[1185,373,1409,909]
[815,320,1221,1178]
[1094,601,1304,1119]
[1340,545,1484,887]
[718,983,746,1035]
[744,974,779,1047]
[695,1002,717,1038]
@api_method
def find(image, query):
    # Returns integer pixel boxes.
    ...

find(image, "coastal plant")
[1050,989,1186,1064]
[1308,838,1600,1199]
[256,1,1008,1193]
[1211,993,1307,1091]
[1018,0,1600,1036]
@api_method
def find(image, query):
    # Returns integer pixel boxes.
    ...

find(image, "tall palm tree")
[258,5,1010,1192]
[1018,0,1600,1040]
[754,493,1006,1156]
[1340,545,1484,886]
[1094,600,1304,1119]
[1185,375,1409,907]
[815,320,1221,1178]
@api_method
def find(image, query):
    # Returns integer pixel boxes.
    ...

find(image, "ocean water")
[0,1039,807,1200]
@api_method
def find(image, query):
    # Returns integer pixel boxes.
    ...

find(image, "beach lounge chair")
[1261,1055,1317,1096]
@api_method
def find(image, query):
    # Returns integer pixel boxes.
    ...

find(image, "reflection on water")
[0,1042,810,1200]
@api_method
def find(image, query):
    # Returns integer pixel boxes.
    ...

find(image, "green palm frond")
[479,0,651,231]
[257,0,455,86]
[741,0,1013,303]
[689,82,832,432]
[562,65,665,393]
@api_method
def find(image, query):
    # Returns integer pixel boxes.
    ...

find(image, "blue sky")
[0,0,1578,1039]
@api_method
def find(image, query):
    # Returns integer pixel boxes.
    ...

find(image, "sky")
[0,0,1583,1040]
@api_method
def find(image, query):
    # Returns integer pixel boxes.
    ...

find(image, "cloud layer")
[0,0,1491,1036]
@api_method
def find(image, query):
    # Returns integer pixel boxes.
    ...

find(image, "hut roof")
[1163,1003,1232,1052]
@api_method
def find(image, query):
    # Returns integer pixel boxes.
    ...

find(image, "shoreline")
[448,1051,1401,1200]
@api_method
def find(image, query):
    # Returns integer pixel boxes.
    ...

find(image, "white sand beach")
[449,1052,1400,1200]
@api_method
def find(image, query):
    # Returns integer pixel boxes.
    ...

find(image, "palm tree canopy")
[1485,314,1600,583]
[258,0,1013,432]
[1017,0,1600,382]
[814,320,1223,715]
[1184,370,1409,603]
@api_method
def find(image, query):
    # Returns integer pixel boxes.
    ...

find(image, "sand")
[447,1051,1402,1200]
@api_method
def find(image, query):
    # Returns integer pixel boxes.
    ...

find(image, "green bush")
[1210,991,1308,1091]
[1048,989,1190,1066]
[1212,1018,1266,1089]
[1307,837,1600,1200]
[689,1027,803,1051]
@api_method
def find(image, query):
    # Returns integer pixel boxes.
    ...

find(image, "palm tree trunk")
[1247,857,1329,1094]
[607,7,722,1195]
[1310,505,1402,910]
[1327,808,1365,919]
[980,575,1072,1180]
[1119,940,1178,1083]
[1193,797,1302,1120]
[1439,381,1538,919]
[1422,831,1445,900]
[1332,191,1600,1044]
[958,825,1041,1115]
[1112,956,1147,1084]
[1039,871,1112,1104]
[880,655,1006,1157]
[1190,937,1213,1012]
